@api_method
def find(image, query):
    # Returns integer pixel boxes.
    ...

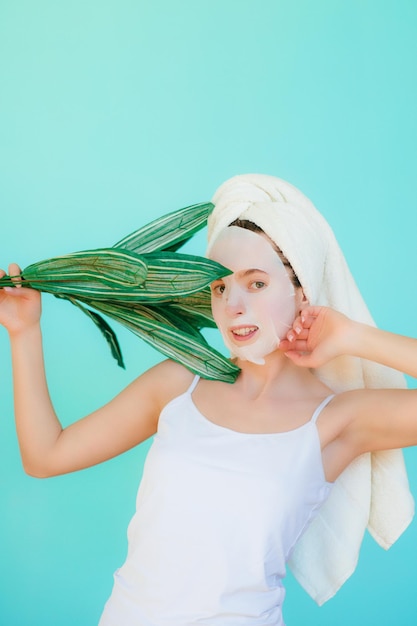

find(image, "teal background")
[1,1,416,624]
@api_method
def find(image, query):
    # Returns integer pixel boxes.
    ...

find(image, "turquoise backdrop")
[1,1,417,624]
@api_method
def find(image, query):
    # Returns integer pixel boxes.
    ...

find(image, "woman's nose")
[224,289,245,317]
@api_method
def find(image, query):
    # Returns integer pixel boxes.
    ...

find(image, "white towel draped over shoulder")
[207,174,414,605]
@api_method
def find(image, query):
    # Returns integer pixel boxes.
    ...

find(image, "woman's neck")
[234,349,321,398]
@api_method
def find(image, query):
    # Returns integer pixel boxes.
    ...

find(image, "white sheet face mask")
[208,226,296,365]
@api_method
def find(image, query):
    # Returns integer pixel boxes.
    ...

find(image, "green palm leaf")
[169,288,217,329]
[114,202,213,253]
[0,201,239,382]
[57,295,125,368]
[131,252,227,302]
[5,250,227,304]
[84,299,238,382]
[136,305,207,340]
[19,249,148,296]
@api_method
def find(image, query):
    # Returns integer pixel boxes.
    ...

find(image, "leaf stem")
[0,274,25,288]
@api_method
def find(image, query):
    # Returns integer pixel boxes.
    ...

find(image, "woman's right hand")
[0,263,41,336]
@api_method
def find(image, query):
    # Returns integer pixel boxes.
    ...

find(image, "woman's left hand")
[279,306,356,368]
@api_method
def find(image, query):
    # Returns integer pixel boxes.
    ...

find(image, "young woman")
[0,174,415,625]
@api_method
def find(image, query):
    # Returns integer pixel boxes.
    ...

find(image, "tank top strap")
[310,394,336,424]
[186,374,200,395]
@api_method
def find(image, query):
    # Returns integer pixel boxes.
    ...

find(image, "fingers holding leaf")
[8,263,23,287]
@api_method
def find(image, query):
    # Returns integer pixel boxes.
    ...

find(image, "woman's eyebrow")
[240,269,268,277]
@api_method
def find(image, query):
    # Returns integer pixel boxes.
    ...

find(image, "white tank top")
[99,376,334,626]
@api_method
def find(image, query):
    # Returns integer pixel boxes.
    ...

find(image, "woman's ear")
[297,289,309,315]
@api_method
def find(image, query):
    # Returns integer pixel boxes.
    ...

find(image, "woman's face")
[208,226,296,364]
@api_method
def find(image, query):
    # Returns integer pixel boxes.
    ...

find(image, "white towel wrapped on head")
[207,173,414,605]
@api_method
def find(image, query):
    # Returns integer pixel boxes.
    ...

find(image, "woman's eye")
[250,281,266,289]
[212,284,225,295]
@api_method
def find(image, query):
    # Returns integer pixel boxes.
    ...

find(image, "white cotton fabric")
[207,173,414,605]
[99,377,333,626]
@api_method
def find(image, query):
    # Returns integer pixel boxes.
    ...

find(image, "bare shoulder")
[134,359,196,413]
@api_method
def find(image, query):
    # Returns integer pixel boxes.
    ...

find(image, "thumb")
[283,349,315,368]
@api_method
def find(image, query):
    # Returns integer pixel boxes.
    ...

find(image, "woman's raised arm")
[0,264,193,478]
[281,306,417,457]
[281,306,417,378]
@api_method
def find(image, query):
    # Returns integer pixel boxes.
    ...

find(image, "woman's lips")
[229,325,259,342]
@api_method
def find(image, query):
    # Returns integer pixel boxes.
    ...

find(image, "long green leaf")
[169,288,217,329]
[0,204,239,382]
[114,202,213,253]
[0,250,230,305]
[56,295,125,369]
[18,249,148,298]
[131,252,230,302]
[86,299,239,382]
[115,302,207,341]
